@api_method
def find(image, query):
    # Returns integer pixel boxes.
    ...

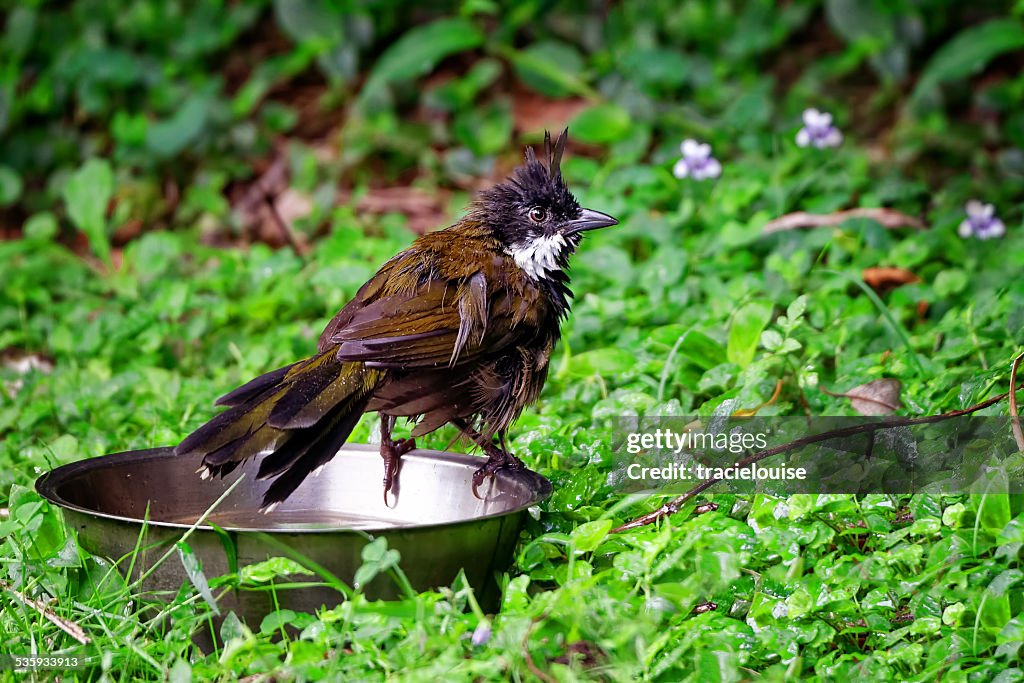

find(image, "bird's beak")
[562,208,619,236]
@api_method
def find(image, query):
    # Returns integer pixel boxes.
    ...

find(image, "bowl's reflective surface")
[35,445,551,629]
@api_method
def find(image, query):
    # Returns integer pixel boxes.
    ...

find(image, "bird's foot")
[381,437,416,504]
[472,451,523,499]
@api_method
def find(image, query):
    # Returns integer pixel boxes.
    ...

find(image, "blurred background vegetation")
[1,0,1022,248]
[2,1,1024,680]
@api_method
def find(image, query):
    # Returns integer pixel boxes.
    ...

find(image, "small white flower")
[958,200,1006,240]
[796,108,843,149]
[673,138,722,181]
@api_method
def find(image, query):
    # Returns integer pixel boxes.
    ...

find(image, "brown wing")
[322,270,538,369]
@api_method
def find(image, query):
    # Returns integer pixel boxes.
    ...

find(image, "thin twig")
[1010,352,1024,453]
[264,195,308,256]
[1,580,91,645]
[522,615,556,683]
[611,384,1022,533]
[233,154,308,256]
[235,157,288,215]
[763,208,926,234]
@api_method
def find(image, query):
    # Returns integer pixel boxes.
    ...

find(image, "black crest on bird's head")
[521,127,569,192]
[469,129,618,284]
[473,128,582,249]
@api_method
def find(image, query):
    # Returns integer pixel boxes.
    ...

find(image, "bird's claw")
[381,437,416,505]
[471,453,523,499]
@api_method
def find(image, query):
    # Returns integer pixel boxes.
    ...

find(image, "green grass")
[3,158,1023,679]
[2,1,1024,680]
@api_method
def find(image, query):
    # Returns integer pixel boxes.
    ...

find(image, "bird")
[175,129,618,511]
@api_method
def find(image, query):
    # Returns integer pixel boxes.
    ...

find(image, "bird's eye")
[528,207,547,223]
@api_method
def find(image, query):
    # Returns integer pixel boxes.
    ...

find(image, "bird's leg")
[451,419,522,497]
[380,414,415,504]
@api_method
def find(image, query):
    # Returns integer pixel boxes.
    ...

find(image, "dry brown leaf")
[862,266,920,291]
[824,379,903,415]
[764,208,926,234]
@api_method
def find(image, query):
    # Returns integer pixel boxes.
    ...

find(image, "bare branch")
[763,208,926,234]
[1,580,91,645]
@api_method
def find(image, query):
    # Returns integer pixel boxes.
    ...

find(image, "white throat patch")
[507,233,566,280]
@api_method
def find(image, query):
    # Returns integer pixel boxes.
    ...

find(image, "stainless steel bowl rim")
[35,447,553,534]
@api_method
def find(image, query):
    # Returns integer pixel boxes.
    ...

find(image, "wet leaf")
[570,519,613,553]
[354,537,401,590]
[176,541,220,615]
[727,300,773,368]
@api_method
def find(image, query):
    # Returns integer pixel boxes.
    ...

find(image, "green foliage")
[727,300,774,369]
[360,18,485,105]
[570,103,633,144]
[1,0,1023,680]
[62,159,114,266]
[912,18,1024,107]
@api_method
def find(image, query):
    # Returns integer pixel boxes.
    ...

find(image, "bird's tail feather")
[175,352,380,509]
[258,399,369,508]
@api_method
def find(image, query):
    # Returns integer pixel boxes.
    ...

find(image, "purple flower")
[471,621,491,646]
[958,200,1005,240]
[673,139,722,181]
[796,109,843,149]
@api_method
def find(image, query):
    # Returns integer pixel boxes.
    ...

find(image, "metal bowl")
[35,445,551,626]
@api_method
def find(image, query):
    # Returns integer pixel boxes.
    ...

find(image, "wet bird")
[175,129,618,510]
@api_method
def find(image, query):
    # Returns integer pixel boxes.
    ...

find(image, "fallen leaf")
[764,208,926,234]
[862,266,920,292]
[823,379,902,415]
